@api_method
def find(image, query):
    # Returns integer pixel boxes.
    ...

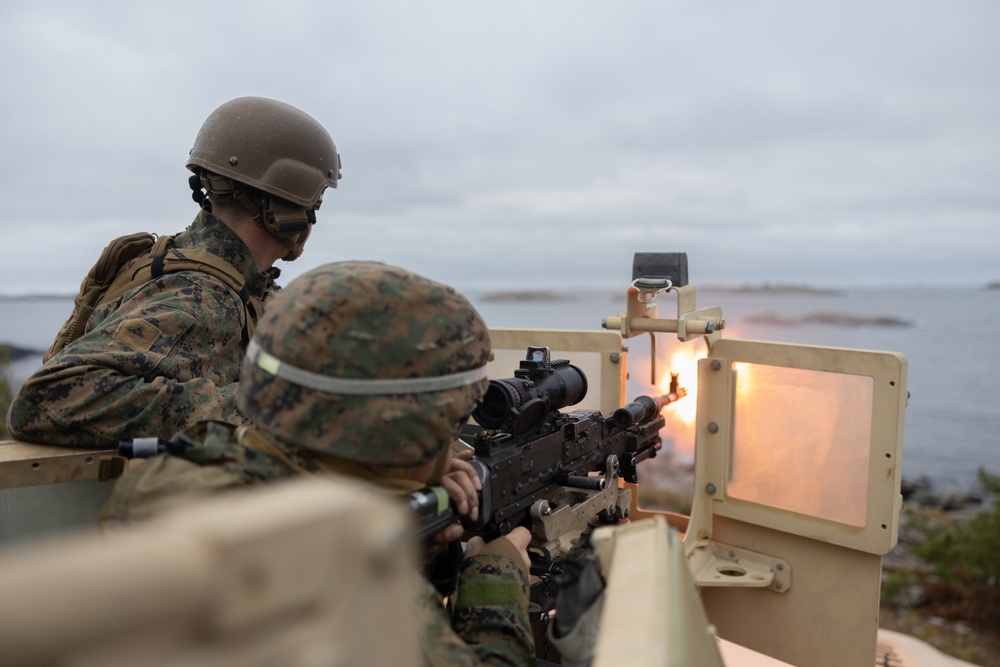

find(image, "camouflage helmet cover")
[187,96,341,209]
[237,261,491,467]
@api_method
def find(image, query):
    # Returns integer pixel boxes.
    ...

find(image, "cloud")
[1,0,998,296]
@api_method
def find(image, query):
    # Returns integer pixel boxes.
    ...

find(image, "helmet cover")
[237,261,491,466]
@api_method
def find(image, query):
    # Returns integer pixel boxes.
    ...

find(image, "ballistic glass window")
[726,362,873,527]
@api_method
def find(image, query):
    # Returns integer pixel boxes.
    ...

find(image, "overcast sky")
[1,1,997,295]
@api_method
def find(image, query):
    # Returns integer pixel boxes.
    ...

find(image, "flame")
[644,343,706,460]
[659,344,705,427]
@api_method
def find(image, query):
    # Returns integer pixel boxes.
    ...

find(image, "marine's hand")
[430,449,482,544]
[433,522,466,544]
[464,526,531,573]
[501,526,532,572]
[440,449,480,522]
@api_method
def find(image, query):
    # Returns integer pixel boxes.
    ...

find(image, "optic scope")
[472,346,588,437]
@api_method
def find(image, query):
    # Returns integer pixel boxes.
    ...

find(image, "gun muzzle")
[613,371,688,428]
[612,392,682,427]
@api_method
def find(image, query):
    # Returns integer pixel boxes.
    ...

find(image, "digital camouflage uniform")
[102,261,535,667]
[103,424,534,666]
[6,210,277,447]
[6,96,339,449]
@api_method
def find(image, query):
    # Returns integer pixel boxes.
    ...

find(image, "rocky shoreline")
[0,343,44,362]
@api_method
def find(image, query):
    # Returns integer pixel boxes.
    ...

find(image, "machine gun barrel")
[612,371,687,428]
[612,390,686,428]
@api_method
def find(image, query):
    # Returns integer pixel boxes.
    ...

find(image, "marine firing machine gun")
[410,345,686,570]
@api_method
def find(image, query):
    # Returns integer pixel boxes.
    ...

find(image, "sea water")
[2,287,998,492]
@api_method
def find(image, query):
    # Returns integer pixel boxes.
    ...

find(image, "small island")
[745,311,913,328]
[0,294,75,302]
[480,291,576,303]
[705,283,845,296]
[0,343,44,362]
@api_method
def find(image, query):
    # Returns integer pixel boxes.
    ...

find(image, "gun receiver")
[412,346,685,568]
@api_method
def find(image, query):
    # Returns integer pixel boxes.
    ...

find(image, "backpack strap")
[146,246,262,345]
[44,233,264,362]
[167,421,305,482]
[44,232,156,362]
[117,240,262,346]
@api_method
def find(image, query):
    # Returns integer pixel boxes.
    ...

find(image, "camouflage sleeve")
[418,542,533,667]
[6,272,251,447]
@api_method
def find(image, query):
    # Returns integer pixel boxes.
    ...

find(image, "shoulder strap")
[169,422,303,482]
[161,248,262,342]
[137,242,262,345]
[45,234,264,361]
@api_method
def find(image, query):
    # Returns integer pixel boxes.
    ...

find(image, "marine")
[101,261,535,667]
[6,97,341,447]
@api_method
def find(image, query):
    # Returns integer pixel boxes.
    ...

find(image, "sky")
[1,1,997,296]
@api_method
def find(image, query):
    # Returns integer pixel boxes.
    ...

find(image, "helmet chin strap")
[259,196,315,261]
[196,171,315,261]
[275,234,308,262]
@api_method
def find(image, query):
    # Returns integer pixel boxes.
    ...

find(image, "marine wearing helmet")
[187,96,341,261]
[103,260,497,512]
[7,97,340,448]
[100,261,535,667]
[240,260,488,466]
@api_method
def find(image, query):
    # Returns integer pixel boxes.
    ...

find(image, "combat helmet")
[187,96,342,260]
[237,261,491,467]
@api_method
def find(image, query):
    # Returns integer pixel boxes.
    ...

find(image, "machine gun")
[409,346,686,568]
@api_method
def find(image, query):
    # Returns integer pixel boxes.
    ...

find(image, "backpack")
[44,232,262,362]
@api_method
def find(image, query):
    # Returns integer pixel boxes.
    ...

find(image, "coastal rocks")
[636,454,695,513]
[902,476,984,511]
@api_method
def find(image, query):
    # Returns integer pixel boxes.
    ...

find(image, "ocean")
[2,287,998,492]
